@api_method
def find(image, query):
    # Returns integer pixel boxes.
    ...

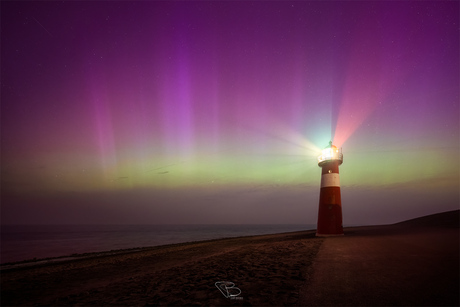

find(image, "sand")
[1,231,322,306]
[1,210,459,306]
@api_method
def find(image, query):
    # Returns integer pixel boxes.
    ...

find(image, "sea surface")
[0,224,314,264]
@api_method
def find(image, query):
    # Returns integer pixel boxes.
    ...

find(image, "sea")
[0,224,314,264]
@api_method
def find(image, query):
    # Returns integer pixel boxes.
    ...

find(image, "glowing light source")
[318,142,343,166]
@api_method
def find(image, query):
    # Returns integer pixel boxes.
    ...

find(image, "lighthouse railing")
[317,151,343,164]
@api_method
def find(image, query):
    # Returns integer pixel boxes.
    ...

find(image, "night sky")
[1,1,459,226]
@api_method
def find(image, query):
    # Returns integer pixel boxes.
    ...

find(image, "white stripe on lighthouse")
[321,173,340,188]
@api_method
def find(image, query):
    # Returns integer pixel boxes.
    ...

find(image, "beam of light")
[233,119,322,158]
[332,47,386,148]
[332,7,409,148]
[333,90,379,148]
[267,118,322,158]
[104,111,324,190]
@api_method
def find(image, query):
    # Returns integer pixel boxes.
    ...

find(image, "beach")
[1,210,458,306]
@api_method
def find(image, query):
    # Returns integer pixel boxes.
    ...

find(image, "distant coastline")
[0,224,314,265]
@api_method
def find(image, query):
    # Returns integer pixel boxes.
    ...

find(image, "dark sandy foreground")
[1,231,322,306]
[1,210,459,306]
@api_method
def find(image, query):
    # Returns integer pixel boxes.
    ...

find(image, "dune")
[394,209,459,228]
[1,210,458,306]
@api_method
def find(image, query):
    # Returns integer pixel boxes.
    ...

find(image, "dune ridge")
[393,209,459,228]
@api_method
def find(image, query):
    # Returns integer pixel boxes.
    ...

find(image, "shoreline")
[5,209,457,269]
[0,229,316,270]
[0,223,314,266]
[0,222,403,270]
[1,217,456,269]
[1,222,404,269]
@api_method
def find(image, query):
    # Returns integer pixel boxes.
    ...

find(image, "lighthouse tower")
[316,141,344,236]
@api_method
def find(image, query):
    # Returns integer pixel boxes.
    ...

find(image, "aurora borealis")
[1,1,459,225]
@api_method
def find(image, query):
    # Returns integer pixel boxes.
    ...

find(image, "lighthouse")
[316,141,344,236]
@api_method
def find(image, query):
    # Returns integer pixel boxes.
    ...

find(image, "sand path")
[299,225,459,306]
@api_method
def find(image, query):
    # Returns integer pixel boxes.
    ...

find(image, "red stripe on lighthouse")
[317,159,344,236]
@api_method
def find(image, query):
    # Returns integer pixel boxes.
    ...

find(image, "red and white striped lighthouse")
[316,141,344,236]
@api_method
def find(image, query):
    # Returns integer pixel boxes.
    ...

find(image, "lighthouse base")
[316,232,344,237]
[316,201,343,236]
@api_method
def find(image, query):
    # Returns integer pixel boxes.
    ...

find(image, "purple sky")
[1,1,459,226]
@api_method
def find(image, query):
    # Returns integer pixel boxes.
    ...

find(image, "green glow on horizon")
[341,148,459,189]
[4,127,457,195]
